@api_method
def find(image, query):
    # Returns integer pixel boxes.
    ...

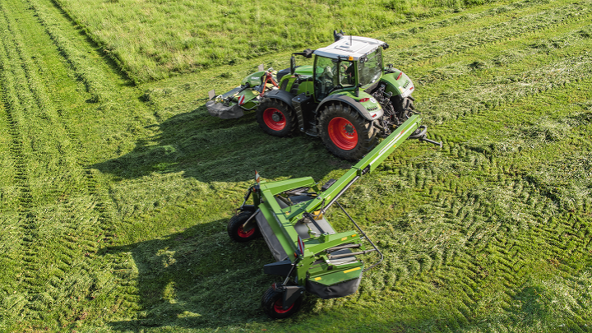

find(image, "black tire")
[256,99,297,137]
[227,210,260,243]
[262,285,303,319]
[318,103,377,161]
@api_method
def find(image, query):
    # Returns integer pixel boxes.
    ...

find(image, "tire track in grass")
[0,27,33,331]
[0,3,42,315]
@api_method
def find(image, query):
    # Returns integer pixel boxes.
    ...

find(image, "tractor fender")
[264,89,294,109]
[315,94,383,122]
[380,71,414,98]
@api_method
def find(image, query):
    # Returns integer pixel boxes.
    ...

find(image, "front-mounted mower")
[227,115,423,319]
[207,31,441,161]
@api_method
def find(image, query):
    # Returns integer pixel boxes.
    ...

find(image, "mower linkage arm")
[336,201,384,272]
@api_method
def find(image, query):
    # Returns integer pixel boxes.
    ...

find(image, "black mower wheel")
[256,99,296,137]
[262,285,303,319]
[318,103,377,161]
[227,210,260,243]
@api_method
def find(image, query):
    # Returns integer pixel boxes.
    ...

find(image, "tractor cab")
[284,35,387,102]
[311,35,386,102]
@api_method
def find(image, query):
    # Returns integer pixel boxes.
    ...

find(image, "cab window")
[339,61,355,87]
[314,56,338,101]
[358,48,383,86]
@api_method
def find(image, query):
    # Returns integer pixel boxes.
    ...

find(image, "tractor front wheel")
[227,210,260,243]
[319,103,377,161]
[256,99,296,137]
[262,285,303,319]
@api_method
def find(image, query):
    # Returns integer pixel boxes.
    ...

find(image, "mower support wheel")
[318,103,377,161]
[256,99,297,137]
[262,285,303,319]
[227,210,260,243]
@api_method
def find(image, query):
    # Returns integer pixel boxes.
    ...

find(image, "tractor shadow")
[103,219,283,330]
[93,103,351,184]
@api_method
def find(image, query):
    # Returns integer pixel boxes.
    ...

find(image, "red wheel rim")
[327,117,358,150]
[273,298,294,314]
[237,225,255,238]
[262,108,286,131]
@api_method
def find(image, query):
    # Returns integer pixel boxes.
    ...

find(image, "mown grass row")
[27,0,113,103]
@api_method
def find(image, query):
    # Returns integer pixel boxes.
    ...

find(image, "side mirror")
[290,56,296,75]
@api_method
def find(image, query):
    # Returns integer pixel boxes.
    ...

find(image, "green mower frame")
[227,115,423,319]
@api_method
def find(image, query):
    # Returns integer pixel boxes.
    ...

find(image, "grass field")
[52,0,503,83]
[1,0,591,331]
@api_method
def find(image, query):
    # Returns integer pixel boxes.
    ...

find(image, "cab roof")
[313,36,386,61]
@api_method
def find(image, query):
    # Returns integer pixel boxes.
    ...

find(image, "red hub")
[262,108,286,131]
[273,298,294,314]
[327,117,358,150]
[237,225,255,238]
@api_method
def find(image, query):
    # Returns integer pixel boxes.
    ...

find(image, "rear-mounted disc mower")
[227,115,425,319]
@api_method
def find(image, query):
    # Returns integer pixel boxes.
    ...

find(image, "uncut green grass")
[1,0,592,331]
[53,0,506,83]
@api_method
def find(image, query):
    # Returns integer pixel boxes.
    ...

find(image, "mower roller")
[207,31,441,161]
[227,114,423,319]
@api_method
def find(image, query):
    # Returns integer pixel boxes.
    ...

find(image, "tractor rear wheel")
[256,99,296,137]
[227,210,260,242]
[262,285,302,319]
[319,103,377,161]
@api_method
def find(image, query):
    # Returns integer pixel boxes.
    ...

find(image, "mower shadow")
[102,219,283,330]
[93,104,351,184]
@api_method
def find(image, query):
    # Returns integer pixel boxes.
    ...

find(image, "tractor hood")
[294,65,313,77]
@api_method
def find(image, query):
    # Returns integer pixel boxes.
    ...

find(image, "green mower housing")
[207,31,440,161]
[227,115,422,319]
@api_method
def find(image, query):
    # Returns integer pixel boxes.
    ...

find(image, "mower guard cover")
[206,86,260,119]
[206,100,244,119]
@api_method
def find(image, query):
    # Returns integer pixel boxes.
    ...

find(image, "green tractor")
[228,115,424,319]
[207,31,440,160]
